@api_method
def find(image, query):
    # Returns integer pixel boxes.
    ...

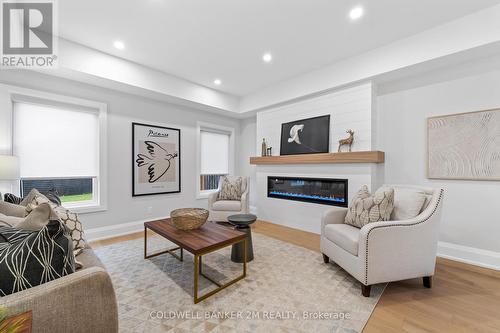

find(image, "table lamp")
[0,155,20,201]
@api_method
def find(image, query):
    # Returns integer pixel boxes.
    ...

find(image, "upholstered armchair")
[208,176,250,222]
[321,185,444,297]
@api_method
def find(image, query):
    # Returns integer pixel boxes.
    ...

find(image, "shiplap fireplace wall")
[254,82,383,234]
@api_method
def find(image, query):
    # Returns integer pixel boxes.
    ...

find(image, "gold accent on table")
[144,226,247,304]
[193,238,247,304]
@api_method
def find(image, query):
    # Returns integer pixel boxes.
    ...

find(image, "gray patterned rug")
[94,232,384,333]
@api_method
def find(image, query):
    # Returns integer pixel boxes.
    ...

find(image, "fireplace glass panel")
[267,176,348,207]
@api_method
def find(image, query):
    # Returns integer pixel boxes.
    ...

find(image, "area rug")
[94,232,384,333]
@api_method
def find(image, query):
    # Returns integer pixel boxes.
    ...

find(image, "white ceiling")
[59,0,500,97]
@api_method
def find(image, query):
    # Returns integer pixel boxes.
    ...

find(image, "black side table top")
[227,214,257,227]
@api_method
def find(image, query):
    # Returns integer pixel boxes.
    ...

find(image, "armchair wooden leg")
[423,276,433,288]
[322,253,329,264]
[361,284,371,297]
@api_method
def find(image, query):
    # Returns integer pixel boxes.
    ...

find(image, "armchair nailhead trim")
[364,189,444,286]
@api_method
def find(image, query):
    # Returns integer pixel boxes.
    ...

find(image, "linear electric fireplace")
[267,176,348,207]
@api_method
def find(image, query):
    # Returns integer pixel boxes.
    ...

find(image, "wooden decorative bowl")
[170,208,209,230]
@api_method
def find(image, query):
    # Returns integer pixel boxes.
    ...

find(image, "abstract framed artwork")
[280,115,330,155]
[132,122,181,196]
[427,108,500,180]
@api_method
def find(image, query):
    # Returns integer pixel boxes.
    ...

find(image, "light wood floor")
[90,220,500,333]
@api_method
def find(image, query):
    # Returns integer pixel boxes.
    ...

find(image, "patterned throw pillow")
[3,193,22,205]
[25,190,86,257]
[54,206,86,256]
[345,185,395,228]
[218,176,243,201]
[0,220,75,296]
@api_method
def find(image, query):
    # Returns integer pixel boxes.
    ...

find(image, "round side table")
[227,214,257,263]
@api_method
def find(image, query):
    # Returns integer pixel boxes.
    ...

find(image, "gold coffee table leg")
[144,226,184,261]
[193,238,247,304]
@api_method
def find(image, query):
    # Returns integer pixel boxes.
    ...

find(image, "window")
[21,178,94,204]
[197,123,234,197]
[200,131,229,191]
[12,97,106,211]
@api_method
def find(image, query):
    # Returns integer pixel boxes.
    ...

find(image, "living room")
[1,1,500,332]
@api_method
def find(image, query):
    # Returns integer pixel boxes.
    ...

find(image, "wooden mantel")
[249,151,385,165]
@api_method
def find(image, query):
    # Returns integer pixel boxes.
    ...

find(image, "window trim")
[196,121,235,199]
[3,84,108,214]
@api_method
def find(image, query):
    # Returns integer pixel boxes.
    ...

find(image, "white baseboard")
[85,216,169,242]
[438,241,500,271]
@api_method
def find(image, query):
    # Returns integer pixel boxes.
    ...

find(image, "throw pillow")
[15,203,52,231]
[0,213,24,227]
[25,191,57,215]
[218,176,243,201]
[24,192,86,257]
[3,193,22,205]
[20,188,40,206]
[391,188,427,220]
[20,188,61,207]
[53,206,86,256]
[45,192,62,206]
[345,185,395,228]
[0,201,26,218]
[0,213,23,227]
[0,220,75,296]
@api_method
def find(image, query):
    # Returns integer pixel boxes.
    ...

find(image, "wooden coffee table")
[144,218,247,303]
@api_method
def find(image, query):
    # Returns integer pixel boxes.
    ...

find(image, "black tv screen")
[280,115,330,155]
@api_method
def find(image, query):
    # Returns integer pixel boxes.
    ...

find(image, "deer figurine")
[337,129,354,152]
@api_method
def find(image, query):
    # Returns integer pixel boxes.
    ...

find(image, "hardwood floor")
[252,219,320,252]
[89,220,500,332]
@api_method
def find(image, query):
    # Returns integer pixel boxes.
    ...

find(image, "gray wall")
[377,67,500,253]
[0,70,241,233]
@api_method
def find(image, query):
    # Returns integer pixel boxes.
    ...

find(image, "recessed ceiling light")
[214,79,222,86]
[349,6,364,20]
[262,53,273,63]
[113,40,125,50]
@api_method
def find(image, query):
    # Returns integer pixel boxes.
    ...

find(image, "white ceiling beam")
[39,39,240,114]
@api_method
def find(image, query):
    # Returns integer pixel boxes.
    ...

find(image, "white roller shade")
[13,102,99,178]
[200,130,229,174]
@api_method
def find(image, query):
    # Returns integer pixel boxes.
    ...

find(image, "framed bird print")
[132,122,181,196]
[280,115,330,155]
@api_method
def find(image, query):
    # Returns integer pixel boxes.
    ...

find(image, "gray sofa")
[0,198,118,332]
[0,245,118,333]
[0,202,118,333]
